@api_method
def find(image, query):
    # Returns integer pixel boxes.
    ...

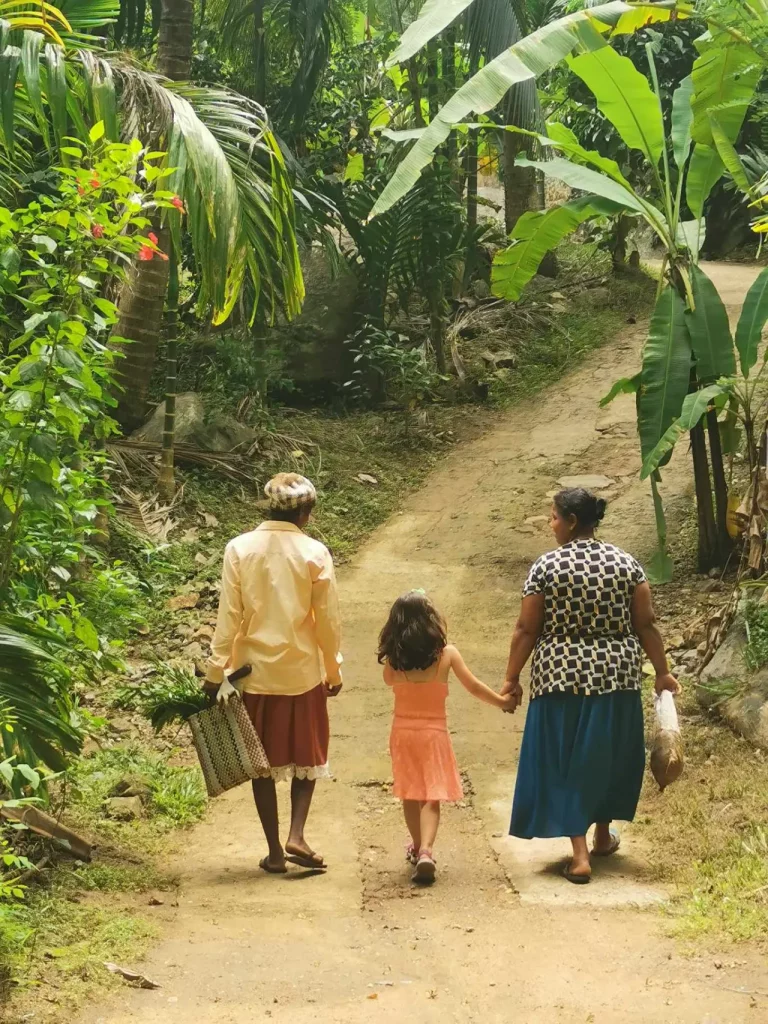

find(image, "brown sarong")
[242,683,330,781]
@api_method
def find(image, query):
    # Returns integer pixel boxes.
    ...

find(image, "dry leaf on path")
[166,593,200,611]
[355,474,379,486]
[180,527,200,544]
[202,513,220,528]
[104,963,160,989]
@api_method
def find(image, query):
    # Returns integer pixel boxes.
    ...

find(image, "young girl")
[378,590,513,884]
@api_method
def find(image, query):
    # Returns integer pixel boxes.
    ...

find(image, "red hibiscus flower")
[138,245,154,261]
[171,195,185,212]
[90,177,100,188]
[77,185,85,196]
[148,232,159,246]
[91,223,105,238]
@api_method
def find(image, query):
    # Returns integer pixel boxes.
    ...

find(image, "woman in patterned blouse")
[501,487,679,884]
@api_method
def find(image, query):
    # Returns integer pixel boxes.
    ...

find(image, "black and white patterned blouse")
[522,539,646,700]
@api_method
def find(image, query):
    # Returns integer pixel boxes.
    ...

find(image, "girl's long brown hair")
[377,591,447,672]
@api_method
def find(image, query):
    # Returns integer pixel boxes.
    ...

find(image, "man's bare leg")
[285,777,325,867]
[252,777,286,871]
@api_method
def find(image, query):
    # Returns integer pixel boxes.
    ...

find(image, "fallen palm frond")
[107,440,257,484]
[113,488,180,543]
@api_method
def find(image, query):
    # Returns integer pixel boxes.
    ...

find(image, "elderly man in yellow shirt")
[205,472,343,873]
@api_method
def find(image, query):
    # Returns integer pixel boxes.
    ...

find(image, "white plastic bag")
[650,690,684,791]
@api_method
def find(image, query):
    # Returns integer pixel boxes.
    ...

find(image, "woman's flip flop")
[285,846,326,870]
[562,863,591,885]
[259,857,288,874]
[592,828,621,857]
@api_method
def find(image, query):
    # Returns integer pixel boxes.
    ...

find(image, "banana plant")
[369,1,687,219]
[489,27,759,573]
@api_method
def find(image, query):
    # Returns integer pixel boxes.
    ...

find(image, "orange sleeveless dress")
[389,678,464,802]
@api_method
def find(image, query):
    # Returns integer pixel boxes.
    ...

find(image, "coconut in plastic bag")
[650,690,684,791]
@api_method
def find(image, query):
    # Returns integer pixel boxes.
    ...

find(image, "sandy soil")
[79,264,768,1024]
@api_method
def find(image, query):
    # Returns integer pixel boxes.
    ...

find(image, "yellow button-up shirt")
[205,522,343,696]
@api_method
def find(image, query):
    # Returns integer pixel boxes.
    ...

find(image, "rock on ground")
[698,613,768,749]
[133,393,257,452]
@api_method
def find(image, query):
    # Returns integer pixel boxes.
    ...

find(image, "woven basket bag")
[189,694,270,798]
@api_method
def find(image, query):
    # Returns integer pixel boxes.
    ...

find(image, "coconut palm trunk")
[158,253,180,501]
[112,0,194,431]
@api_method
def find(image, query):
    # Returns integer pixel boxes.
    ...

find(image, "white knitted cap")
[264,472,317,510]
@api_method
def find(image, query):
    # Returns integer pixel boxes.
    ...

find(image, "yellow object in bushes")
[726,494,742,539]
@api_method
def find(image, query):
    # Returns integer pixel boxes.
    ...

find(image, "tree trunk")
[112,224,171,430]
[691,418,719,572]
[158,254,179,500]
[443,30,457,175]
[466,128,478,231]
[428,295,447,375]
[157,0,194,80]
[253,0,267,105]
[406,58,426,129]
[112,0,193,430]
[706,406,733,564]
[503,132,537,236]
[426,40,439,123]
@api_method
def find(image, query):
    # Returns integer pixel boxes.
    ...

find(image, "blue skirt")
[510,689,645,840]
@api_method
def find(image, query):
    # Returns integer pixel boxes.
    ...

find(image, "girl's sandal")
[405,842,418,866]
[413,849,437,884]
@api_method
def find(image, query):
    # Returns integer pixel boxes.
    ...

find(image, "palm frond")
[58,0,121,31]
[172,84,304,323]
[0,615,82,772]
[115,664,210,732]
[113,487,179,541]
[0,38,303,326]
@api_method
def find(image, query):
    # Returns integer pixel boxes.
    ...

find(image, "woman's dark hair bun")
[554,487,607,530]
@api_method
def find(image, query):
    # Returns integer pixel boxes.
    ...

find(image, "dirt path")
[81,264,768,1024]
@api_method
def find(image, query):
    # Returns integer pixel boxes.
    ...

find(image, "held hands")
[500,676,523,713]
[655,672,681,695]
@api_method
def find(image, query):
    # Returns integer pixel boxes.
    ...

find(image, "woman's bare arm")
[501,594,545,710]
[449,647,514,710]
[631,582,680,694]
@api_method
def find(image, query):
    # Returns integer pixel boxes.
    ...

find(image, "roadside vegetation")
[3,0,768,1017]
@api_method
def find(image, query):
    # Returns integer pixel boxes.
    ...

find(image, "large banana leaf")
[690,32,761,148]
[675,217,706,259]
[515,155,664,229]
[641,383,728,480]
[541,121,633,186]
[568,46,664,167]
[388,0,477,65]
[638,286,692,461]
[492,194,626,301]
[670,74,693,170]
[687,264,735,382]
[686,142,724,221]
[735,266,768,377]
[369,1,668,220]
[710,113,753,193]
[390,0,681,65]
